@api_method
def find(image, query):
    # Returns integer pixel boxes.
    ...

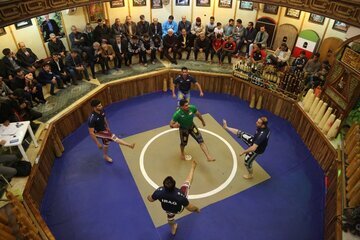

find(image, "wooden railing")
[22,70,340,239]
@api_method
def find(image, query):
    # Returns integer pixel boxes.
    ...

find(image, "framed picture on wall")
[0,27,6,36]
[110,0,125,8]
[263,4,279,15]
[308,13,325,25]
[15,19,33,30]
[36,12,65,42]
[133,0,147,6]
[196,0,210,7]
[176,0,190,6]
[239,1,253,10]
[332,20,349,33]
[285,8,301,19]
[218,0,232,8]
[151,0,163,8]
[86,3,106,23]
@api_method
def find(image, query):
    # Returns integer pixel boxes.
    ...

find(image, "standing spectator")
[127,36,142,65]
[249,25,268,54]
[221,36,236,64]
[149,18,162,37]
[113,35,128,69]
[210,33,223,64]
[41,14,61,41]
[93,19,111,44]
[162,29,178,64]
[233,19,246,57]
[223,19,235,39]
[123,16,137,40]
[50,53,71,86]
[101,42,115,73]
[194,33,210,61]
[205,16,216,40]
[137,15,150,37]
[177,29,192,60]
[48,33,66,57]
[16,42,40,73]
[162,15,178,37]
[38,63,64,95]
[65,50,90,84]
[177,16,191,36]
[243,22,257,56]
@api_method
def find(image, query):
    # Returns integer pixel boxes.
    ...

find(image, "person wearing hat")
[162,29,178,64]
[162,15,178,37]
[93,19,111,44]
[137,15,150,37]
[191,17,205,39]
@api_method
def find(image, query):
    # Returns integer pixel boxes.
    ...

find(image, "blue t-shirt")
[88,111,106,132]
[151,187,189,214]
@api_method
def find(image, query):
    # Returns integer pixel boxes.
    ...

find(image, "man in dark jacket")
[65,50,90,84]
[177,29,192,60]
[113,35,128,68]
[194,33,210,61]
[137,15,150,37]
[16,42,41,73]
[244,22,257,56]
[163,29,178,64]
[149,18,162,37]
[48,33,67,57]
[93,19,111,44]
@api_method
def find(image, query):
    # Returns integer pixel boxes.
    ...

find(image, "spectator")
[0,139,19,181]
[243,22,257,56]
[249,25,268,54]
[210,33,223,64]
[140,34,155,66]
[38,63,64,95]
[205,16,216,40]
[162,15,178,37]
[149,18,162,37]
[214,22,224,37]
[191,17,205,39]
[48,33,66,57]
[267,43,291,69]
[221,36,236,64]
[65,50,90,84]
[16,42,41,73]
[101,42,115,73]
[178,16,191,36]
[223,19,235,39]
[69,25,88,52]
[93,19,111,44]
[247,43,266,68]
[123,16,137,40]
[2,48,23,79]
[41,14,61,41]
[0,76,13,99]
[24,72,46,104]
[111,18,125,40]
[88,42,106,78]
[83,23,95,47]
[177,29,192,60]
[233,19,246,57]
[50,53,71,86]
[291,50,307,72]
[163,29,178,64]
[151,34,163,62]
[137,15,150,37]
[194,33,210,61]
[304,52,321,78]
[127,36,142,65]
[113,35,128,69]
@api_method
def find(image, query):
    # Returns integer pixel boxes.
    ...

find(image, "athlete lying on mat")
[88,99,135,163]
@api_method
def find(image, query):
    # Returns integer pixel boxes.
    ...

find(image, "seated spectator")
[140,34,155,66]
[93,19,111,44]
[162,29,178,64]
[24,72,46,104]
[9,69,26,91]
[305,60,331,89]
[162,15,178,37]
[150,18,162,38]
[101,42,115,73]
[38,63,64,95]
[214,22,224,38]
[249,25,268,55]
[247,43,266,68]
[2,48,23,80]
[191,17,205,40]
[50,53,71,86]
[178,16,191,36]
[83,23,95,47]
[113,35,128,69]
[48,33,66,57]
[210,34,223,64]
[151,34,163,62]
[127,36,142,65]
[233,19,246,57]
[111,18,125,40]
[0,76,13,100]
[124,16,137,40]
[0,139,18,181]
[221,36,236,64]
[87,42,106,78]
[243,21,257,57]
[194,33,210,61]
[65,50,90,83]
[177,29,192,60]
[7,90,42,123]
[267,43,291,69]
[291,50,307,72]
[223,19,235,39]
[304,52,321,78]
[205,16,216,40]
[137,15,150,37]
[69,25,88,53]
[16,42,42,73]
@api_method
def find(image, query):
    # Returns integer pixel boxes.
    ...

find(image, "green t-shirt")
[172,105,197,129]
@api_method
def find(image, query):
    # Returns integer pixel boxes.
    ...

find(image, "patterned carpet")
[34,81,97,123]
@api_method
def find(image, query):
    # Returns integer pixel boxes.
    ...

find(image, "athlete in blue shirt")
[88,99,135,163]
[223,117,270,179]
[147,160,200,235]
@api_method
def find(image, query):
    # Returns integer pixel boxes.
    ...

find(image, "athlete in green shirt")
[170,99,215,161]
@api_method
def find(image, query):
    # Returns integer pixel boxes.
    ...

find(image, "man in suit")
[123,16,137,40]
[50,53,71,86]
[149,18,162,38]
[41,14,61,41]
[101,42,115,73]
[177,29,192,60]
[177,16,191,36]
[137,15,150,37]
[243,21,257,56]
[1,48,23,80]
[48,33,67,57]
[93,19,111,44]
[163,29,178,64]
[65,50,90,84]
[111,18,125,40]
[16,42,40,73]
[87,42,106,78]
[113,35,128,68]
[249,25,268,55]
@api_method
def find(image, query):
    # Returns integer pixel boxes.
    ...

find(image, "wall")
[0,3,358,59]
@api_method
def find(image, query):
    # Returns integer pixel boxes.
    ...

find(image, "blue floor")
[40,92,325,240]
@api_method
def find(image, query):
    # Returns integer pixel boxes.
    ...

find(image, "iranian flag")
[293,30,320,58]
